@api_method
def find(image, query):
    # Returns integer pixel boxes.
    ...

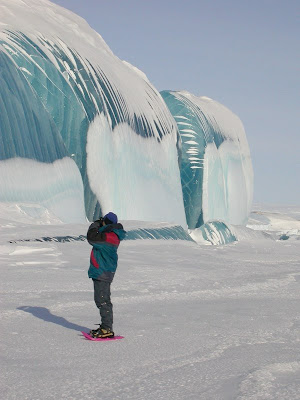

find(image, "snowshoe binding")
[89,325,114,338]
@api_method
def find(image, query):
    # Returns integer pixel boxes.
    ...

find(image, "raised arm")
[87,221,107,244]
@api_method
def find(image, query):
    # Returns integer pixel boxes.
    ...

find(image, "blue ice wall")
[161,90,253,229]
[0,25,182,223]
[0,0,252,230]
[161,91,212,229]
[0,51,67,162]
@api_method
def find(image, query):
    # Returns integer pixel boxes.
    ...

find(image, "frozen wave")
[86,114,186,226]
[0,0,254,237]
[0,0,183,224]
[161,91,253,229]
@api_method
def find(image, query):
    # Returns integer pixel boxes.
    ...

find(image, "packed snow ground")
[1,206,300,399]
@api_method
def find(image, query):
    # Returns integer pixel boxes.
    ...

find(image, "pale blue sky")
[51,0,299,205]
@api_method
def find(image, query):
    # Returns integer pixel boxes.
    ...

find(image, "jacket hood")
[101,223,126,241]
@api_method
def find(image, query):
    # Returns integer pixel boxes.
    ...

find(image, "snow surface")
[1,205,299,399]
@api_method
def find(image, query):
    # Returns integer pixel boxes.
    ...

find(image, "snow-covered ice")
[1,205,299,399]
[0,0,186,225]
[1,0,253,229]
[161,90,253,229]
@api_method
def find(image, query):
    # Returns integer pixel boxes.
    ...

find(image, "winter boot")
[90,325,114,338]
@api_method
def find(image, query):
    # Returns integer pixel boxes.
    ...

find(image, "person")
[87,212,126,338]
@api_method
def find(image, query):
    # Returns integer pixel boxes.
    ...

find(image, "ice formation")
[190,221,237,246]
[0,157,85,223]
[8,222,194,243]
[0,0,185,225]
[0,0,253,231]
[161,91,253,229]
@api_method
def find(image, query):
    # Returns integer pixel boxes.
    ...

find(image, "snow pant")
[93,279,113,330]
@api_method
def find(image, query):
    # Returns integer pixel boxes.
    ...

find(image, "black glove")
[94,217,104,227]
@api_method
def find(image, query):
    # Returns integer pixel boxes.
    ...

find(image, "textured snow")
[248,211,300,234]
[1,205,299,399]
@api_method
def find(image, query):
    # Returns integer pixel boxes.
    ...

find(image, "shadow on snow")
[17,306,88,332]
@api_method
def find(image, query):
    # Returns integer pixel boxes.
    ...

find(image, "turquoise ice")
[0,0,253,232]
[0,0,185,225]
[161,90,253,229]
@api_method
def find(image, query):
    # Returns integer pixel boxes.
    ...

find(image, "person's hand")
[95,218,104,227]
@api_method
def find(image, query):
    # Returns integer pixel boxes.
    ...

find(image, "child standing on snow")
[87,212,126,338]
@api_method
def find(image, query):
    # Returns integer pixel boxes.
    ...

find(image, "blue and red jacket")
[87,221,126,282]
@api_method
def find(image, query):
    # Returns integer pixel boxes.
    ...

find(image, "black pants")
[93,279,113,330]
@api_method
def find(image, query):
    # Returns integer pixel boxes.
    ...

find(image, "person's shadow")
[17,306,88,332]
